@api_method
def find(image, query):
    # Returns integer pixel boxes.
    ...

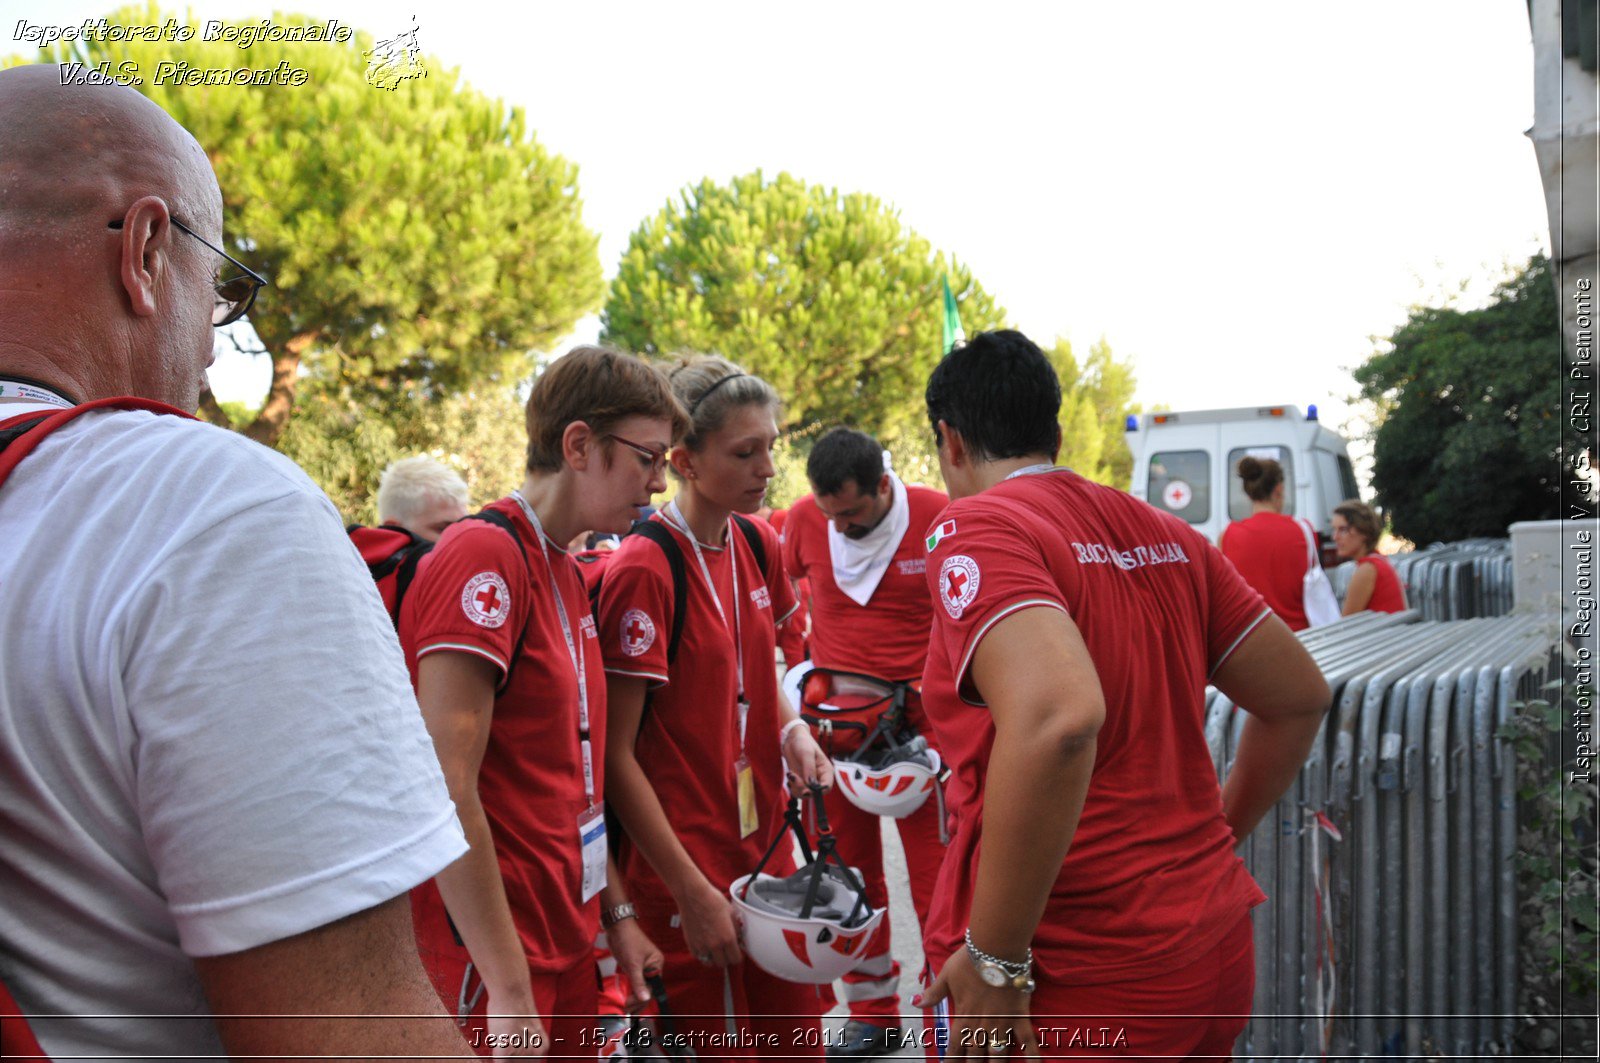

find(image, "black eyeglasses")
[108,217,269,327]
[608,433,669,475]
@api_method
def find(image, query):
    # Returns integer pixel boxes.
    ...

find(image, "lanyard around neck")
[1004,463,1060,480]
[511,491,595,807]
[663,500,750,751]
[0,377,74,411]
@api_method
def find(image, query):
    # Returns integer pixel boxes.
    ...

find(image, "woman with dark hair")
[1332,499,1407,614]
[1219,456,1316,631]
[399,346,686,1052]
[598,355,832,1057]
[914,330,1330,1060]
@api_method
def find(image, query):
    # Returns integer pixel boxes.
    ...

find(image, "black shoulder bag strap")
[729,513,768,573]
[626,519,690,666]
[0,414,48,455]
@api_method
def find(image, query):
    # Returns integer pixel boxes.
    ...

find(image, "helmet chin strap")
[737,781,872,930]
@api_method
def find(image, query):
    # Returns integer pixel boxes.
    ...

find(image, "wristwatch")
[965,929,1036,994]
[601,902,637,928]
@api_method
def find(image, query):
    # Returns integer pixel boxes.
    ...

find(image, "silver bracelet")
[964,927,1032,976]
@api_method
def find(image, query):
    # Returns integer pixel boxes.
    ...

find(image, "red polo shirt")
[921,468,1270,985]
[1219,511,1314,631]
[597,514,799,911]
[399,497,606,971]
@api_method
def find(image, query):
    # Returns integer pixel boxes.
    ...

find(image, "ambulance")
[1123,405,1360,556]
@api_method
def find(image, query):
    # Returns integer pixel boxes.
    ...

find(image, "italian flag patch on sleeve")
[926,519,957,552]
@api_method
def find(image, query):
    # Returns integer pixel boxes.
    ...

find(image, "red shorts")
[929,913,1255,1061]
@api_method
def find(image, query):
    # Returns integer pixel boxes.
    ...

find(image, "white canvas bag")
[1298,518,1342,627]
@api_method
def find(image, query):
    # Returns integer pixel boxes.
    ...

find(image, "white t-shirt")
[0,405,467,1059]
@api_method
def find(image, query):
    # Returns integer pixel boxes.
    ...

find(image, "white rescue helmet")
[730,865,885,984]
[833,742,943,819]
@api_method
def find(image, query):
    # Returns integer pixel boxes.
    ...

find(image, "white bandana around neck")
[828,471,910,607]
[0,377,74,419]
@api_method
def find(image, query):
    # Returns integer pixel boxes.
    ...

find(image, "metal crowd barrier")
[1211,610,1560,1058]
[1327,539,1515,621]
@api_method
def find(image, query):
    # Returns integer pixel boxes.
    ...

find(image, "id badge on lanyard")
[735,695,757,838]
[577,802,607,903]
[514,492,609,904]
[668,502,761,841]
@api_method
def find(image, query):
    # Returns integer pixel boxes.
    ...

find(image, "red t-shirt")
[782,485,949,684]
[1218,511,1313,632]
[1358,553,1407,613]
[921,468,1270,985]
[597,514,799,911]
[398,497,607,971]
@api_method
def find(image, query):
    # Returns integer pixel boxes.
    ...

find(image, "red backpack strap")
[0,975,49,1060]
[0,397,193,489]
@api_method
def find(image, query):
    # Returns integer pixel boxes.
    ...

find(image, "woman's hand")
[916,947,1039,1060]
[606,917,665,1013]
[782,725,833,791]
[676,877,742,967]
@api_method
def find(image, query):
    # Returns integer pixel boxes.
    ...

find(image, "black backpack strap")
[627,519,689,666]
[362,529,430,582]
[390,540,432,621]
[730,513,768,574]
[462,508,536,693]
[0,415,48,456]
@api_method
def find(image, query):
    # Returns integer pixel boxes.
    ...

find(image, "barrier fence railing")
[1214,609,1561,1058]
[1327,539,1515,621]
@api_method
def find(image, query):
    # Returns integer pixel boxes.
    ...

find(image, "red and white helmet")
[833,742,943,819]
[783,660,943,819]
[730,865,885,984]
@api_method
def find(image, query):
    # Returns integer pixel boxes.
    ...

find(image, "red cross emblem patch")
[460,571,511,628]
[939,554,981,619]
[1162,479,1193,511]
[620,608,656,658]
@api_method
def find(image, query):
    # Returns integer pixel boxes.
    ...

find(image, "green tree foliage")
[38,5,602,445]
[603,171,1004,440]
[1355,255,1566,544]
[1045,336,1137,489]
[278,384,529,524]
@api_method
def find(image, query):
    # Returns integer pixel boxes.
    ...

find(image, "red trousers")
[822,779,946,1024]
[634,905,826,1062]
[928,913,1255,1061]
[412,884,601,1059]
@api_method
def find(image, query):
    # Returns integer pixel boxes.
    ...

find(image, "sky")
[0,1,1552,454]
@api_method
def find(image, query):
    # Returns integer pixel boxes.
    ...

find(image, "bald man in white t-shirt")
[0,65,472,1060]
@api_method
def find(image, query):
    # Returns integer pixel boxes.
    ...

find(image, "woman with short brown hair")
[400,346,687,1052]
